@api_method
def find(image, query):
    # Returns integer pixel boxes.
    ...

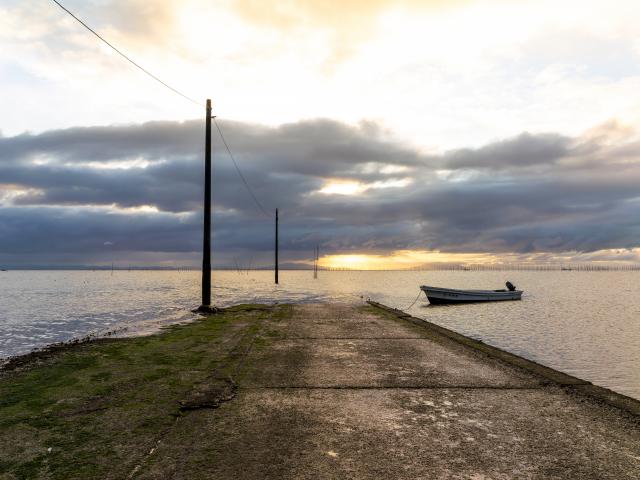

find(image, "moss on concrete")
[0,305,277,480]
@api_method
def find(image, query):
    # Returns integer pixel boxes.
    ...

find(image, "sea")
[0,270,638,400]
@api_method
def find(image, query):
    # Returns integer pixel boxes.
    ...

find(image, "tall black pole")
[275,208,279,284]
[199,99,213,311]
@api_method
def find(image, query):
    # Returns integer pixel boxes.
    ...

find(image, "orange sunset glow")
[319,250,501,270]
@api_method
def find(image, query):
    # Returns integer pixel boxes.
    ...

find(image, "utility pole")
[275,208,279,284]
[314,245,319,279]
[197,99,216,313]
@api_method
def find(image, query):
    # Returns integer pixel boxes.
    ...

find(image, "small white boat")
[420,282,522,304]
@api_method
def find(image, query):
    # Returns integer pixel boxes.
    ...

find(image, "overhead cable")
[214,118,271,218]
[50,0,202,107]
[50,0,272,219]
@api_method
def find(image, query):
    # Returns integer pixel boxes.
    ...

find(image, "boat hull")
[420,286,522,304]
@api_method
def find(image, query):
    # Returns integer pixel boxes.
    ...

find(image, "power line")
[50,0,272,219]
[49,0,202,107]
[214,118,271,217]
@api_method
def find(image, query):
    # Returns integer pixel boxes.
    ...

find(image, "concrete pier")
[1,303,638,479]
[139,303,640,479]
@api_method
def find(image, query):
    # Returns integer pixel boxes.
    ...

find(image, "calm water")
[0,270,638,400]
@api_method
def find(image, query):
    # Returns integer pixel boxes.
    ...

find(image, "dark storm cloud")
[0,121,202,164]
[443,132,570,169]
[1,118,639,264]
[0,119,417,214]
[0,207,200,254]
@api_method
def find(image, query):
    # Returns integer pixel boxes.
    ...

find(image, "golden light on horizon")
[315,248,640,270]
[319,250,502,270]
[323,254,372,268]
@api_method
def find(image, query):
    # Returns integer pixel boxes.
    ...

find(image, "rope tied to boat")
[399,290,423,312]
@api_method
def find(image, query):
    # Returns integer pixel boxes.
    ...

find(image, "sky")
[1,0,640,268]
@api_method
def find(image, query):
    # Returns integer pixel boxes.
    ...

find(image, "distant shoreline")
[3,266,640,271]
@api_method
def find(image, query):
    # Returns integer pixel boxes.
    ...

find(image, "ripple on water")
[0,270,639,400]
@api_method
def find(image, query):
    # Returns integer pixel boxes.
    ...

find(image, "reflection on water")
[0,270,639,400]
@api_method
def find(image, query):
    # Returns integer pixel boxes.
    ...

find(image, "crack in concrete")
[128,318,266,479]
[179,377,237,411]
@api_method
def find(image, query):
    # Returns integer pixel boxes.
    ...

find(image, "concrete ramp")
[140,303,640,479]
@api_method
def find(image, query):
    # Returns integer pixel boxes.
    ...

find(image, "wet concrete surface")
[140,303,640,479]
[242,338,541,389]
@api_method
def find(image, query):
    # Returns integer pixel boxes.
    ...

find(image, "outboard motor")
[506,281,516,292]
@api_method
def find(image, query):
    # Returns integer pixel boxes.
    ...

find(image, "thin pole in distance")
[275,208,279,285]
[196,99,218,314]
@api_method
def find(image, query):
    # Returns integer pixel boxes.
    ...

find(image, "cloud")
[232,0,461,29]
[230,0,472,65]
[5,0,640,154]
[443,132,570,169]
[1,117,639,265]
[97,0,176,42]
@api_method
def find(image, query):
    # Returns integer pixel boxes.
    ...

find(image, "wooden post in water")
[275,208,279,285]
[197,99,216,313]
[313,245,319,279]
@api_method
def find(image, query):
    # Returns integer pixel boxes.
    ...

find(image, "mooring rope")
[398,290,423,312]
